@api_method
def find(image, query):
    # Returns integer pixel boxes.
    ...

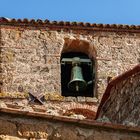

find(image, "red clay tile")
[1,17,140,32]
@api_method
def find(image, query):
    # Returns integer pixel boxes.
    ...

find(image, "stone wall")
[0,112,140,140]
[97,70,140,126]
[0,25,140,100]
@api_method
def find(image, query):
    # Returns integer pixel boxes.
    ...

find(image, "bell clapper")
[76,81,79,92]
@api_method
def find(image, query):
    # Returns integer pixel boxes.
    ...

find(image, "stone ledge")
[64,96,98,104]
[0,99,98,120]
[0,93,98,104]
[0,108,140,134]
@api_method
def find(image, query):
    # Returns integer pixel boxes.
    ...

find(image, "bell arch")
[60,38,97,97]
[61,38,96,58]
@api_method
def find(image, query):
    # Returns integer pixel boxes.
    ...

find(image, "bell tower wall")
[0,25,140,101]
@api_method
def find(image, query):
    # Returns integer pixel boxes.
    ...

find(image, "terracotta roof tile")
[1,17,140,31]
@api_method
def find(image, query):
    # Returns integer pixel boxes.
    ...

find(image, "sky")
[0,0,140,25]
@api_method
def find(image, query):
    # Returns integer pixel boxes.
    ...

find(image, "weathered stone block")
[18,123,48,139]
[0,120,17,135]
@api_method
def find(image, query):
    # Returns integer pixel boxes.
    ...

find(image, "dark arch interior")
[61,52,95,97]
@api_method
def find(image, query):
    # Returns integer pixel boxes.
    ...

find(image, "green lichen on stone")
[0,92,29,98]
[0,92,64,101]
[44,92,64,101]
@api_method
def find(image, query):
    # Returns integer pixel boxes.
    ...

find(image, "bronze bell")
[68,57,87,92]
[68,64,86,92]
[61,56,92,92]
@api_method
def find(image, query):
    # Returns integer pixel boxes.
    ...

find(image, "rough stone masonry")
[0,23,140,101]
[97,66,140,126]
[0,112,140,140]
[0,19,140,140]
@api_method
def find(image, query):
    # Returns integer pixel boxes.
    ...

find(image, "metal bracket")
[61,57,92,66]
[28,92,44,105]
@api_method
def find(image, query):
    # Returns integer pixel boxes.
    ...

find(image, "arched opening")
[61,52,95,97]
[60,38,97,98]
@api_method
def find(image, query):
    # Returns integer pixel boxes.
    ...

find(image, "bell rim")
[68,79,87,91]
